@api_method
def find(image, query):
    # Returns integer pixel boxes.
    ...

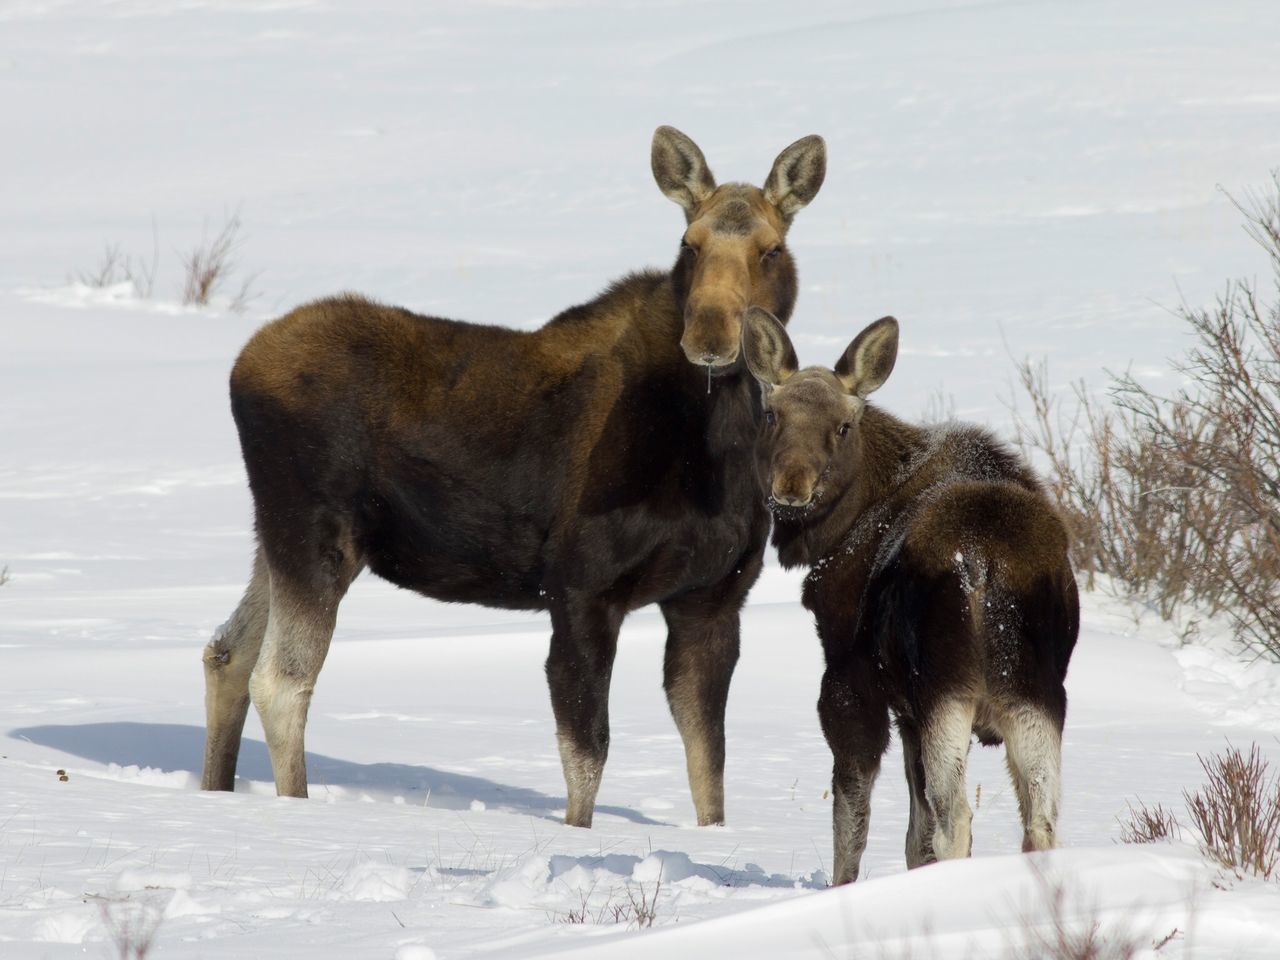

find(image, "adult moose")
[201,128,827,828]
[740,308,1078,883]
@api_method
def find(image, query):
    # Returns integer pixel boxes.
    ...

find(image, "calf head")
[741,307,899,512]
[651,126,826,370]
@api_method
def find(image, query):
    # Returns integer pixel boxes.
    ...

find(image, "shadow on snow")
[9,721,665,826]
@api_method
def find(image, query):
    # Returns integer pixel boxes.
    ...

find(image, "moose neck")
[772,405,930,568]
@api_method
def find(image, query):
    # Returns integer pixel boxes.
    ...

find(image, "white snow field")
[3,1,1280,957]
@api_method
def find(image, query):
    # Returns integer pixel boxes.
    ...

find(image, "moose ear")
[652,126,717,219]
[763,135,826,221]
[741,307,799,387]
[834,316,899,398]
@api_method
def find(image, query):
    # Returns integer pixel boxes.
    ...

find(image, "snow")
[4,0,1280,957]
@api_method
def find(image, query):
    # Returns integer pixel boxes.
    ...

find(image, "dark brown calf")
[201,128,826,828]
[741,308,1079,883]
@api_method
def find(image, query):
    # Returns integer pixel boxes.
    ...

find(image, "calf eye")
[837,422,851,437]
[680,239,698,257]
[765,409,777,426]
[763,246,782,261]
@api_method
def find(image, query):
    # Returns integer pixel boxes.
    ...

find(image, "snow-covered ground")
[3,1,1280,957]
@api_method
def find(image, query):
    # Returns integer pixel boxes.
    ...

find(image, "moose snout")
[681,303,744,368]
[772,488,812,507]
[770,463,818,508]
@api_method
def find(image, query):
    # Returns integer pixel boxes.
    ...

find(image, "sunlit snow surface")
[3,1,1280,957]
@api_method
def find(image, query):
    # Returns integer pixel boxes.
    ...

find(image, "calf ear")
[835,316,899,398]
[741,307,799,387]
[764,135,826,221]
[652,126,717,219]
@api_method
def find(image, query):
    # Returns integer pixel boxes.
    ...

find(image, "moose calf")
[741,308,1079,885]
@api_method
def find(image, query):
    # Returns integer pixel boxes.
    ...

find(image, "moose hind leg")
[659,598,743,826]
[545,597,623,828]
[202,550,270,791]
[250,558,355,798]
[899,719,935,869]
[1003,705,1063,852]
[921,698,976,862]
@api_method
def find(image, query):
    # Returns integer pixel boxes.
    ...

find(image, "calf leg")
[202,549,270,791]
[545,596,624,828]
[899,719,934,868]
[820,664,890,885]
[921,698,976,862]
[660,571,753,826]
[1003,705,1063,852]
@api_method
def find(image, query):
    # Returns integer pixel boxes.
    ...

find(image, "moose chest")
[559,375,768,608]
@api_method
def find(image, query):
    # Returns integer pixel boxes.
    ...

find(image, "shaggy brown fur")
[201,128,826,829]
[741,308,1079,883]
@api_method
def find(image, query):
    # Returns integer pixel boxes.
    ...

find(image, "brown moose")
[201,128,826,828]
[740,308,1079,883]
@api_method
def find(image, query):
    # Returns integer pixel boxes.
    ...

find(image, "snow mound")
[337,861,416,903]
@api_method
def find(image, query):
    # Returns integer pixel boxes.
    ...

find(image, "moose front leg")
[659,547,760,826]
[819,664,890,884]
[545,596,624,828]
[660,597,742,826]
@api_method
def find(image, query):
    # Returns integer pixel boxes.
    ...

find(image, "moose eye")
[680,239,698,257]
[837,422,852,437]
[763,246,782,261]
[765,409,777,426]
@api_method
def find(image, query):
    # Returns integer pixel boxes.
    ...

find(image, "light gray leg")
[202,550,270,791]
[1003,706,1063,852]
[922,699,976,862]
[249,576,346,798]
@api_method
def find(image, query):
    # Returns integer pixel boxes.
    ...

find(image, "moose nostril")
[701,352,720,365]
[773,490,811,508]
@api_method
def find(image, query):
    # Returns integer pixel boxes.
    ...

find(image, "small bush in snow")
[1119,742,1280,882]
[1184,743,1280,881]
[552,878,663,929]
[74,230,158,298]
[180,207,258,312]
[97,896,164,960]
[72,211,259,313]
[1006,859,1149,960]
[1016,172,1280,661]
[0,565,9,587]
[1117,799,1182,845]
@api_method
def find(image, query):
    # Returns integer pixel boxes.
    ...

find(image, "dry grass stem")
[181,209,255,311]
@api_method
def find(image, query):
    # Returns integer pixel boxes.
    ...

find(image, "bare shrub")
[72,212,259,313]
[74,223,158,298]
[97,896,164,960]
[552,878,663,929]
[1184,743,1280,880]
[1118,799,1182,845]
[1005,860,1148,960]
[1016,172,1280,658]
[0,565,9,587]
[626,878,661,929]
[180,208,258,311]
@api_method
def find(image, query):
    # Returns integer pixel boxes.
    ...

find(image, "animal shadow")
[10,721,664,825]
